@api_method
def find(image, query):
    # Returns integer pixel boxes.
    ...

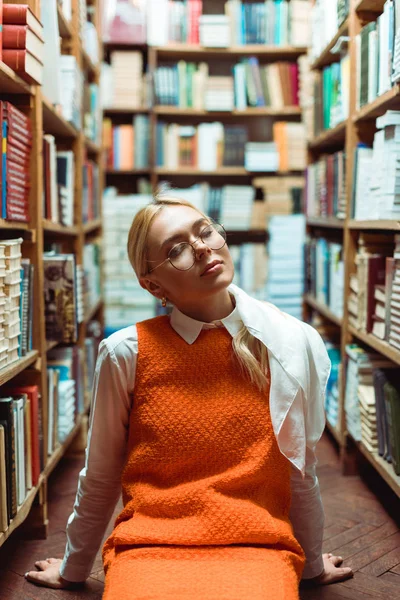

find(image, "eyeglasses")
[147,222,227,273]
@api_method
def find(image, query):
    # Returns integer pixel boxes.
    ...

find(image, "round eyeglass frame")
[147,222,227,273]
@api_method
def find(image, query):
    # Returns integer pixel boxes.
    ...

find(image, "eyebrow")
[159,217,209,251]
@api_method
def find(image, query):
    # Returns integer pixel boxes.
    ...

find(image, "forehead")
[148,205,204,244]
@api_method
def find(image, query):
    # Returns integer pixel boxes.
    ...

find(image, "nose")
[192,237,211,260]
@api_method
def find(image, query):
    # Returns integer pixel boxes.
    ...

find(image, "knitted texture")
[102,316,305,599]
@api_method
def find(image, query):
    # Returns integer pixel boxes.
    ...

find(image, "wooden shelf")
[304,294,343,327]
[307,217,345,229]
[57,4,73,39]
[0,480,41,547]
[154,45,307,59]
[348,326,400,366]
[154,167,299,177]
[326,419,342,445]
[153,106,302,117]
[353,85,400,122]
[355,0,385,12]
[106,168,150,175]
[0,60,33,94]
[46,340,59,352]
[42,95,78,138]
[81,49,98,78]
[84,138,101,154]
[308,121,347,151]
[0,219,30,231]
[83,218,102,234]
[357,440,400,497]
[310,19,349,70]
[104,107,150,115]
[43,220,79,236]
[226,229,269,244]
[0,351,39,387]
[348,220,400,231]
[84,299,103,324]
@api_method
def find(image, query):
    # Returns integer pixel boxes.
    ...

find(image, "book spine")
[2,25,27,49]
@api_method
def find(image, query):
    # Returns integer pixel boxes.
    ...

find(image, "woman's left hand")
[312,553,353,585]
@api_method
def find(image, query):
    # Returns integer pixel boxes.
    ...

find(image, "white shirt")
[60,284,331,583]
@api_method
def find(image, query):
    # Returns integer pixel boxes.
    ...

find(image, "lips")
[201,260,222,276]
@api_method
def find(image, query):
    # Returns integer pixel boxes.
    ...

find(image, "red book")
[0,0,3,61]
[289,63,299,106]
[2,4,43,40]
[7,162,30,186]
[2,25,44,64]
[5,386,41,486]
[6,207,29,222]
[2,49,43,85]
[3,101,32,131]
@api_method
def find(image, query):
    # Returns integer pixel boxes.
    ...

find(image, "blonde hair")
[127,194,269,391]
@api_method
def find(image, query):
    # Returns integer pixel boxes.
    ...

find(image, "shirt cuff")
[301,555,324,580]
[59,556,92,583]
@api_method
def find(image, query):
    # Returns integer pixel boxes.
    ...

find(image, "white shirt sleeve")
[59,331,137,582]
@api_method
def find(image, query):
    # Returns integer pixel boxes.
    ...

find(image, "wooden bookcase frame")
[0,0,104,547]
[304,0,400,497]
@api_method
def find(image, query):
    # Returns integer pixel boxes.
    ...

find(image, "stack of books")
[373,369,400,476]
[83,82,101,145]
[83,242,101,317]
[253,175,305,218]
[310,0,347,62]
[371,284,387,341]
[273,122,306,172]
[347,233,394,333]
[220,186,255,230]
[386,243,400,350]
[1,3,44,84]
[298,55,315,140]
[305,237,344,319]
[43,138,75,226]
[19,258,33,358]
[265,214,305,320]
[199,15,230,48]
[43,253,79,344]
[102,51,144,110]
[234,59,300,109]
[102,189,156,334]
[352,112,400,221]
[313,55,350,136]
[147,0,202,46]
[60,55,83,129]
[1,101,32,222]
[229,243,268,299]
[306,151,347,219]
[205,76,234,111]
[0,385,42,529]
[356,4,396,109]
[0,239,23,367]
[82,159,100,223]
[244,142,279,172]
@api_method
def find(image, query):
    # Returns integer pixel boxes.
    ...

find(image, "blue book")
[2,121,7,219]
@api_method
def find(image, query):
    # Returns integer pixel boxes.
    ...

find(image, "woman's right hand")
[25,558,73,589]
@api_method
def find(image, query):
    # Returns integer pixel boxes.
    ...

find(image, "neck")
[175,289,235,323]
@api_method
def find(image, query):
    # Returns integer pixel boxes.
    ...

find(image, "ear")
[139,276,165,300]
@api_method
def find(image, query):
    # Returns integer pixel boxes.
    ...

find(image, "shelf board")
[348,325,400,366]
[106,168,150,175]
[0,480,41,547]
[46,340,59,352]
[153,106,302,117]
[355,0,385,12]
[0,61,33,94]
[83,218,102,234]
[104,107,150,115]
[310,19,349,70]
[307,217,345,229]
[353,85,400,122]
[325,419,342,445]
[0,219,30,231]
[42,95,78,138]
[154,167,299,177]
[0,350,38,387]
[84,138,101,154]
[226,229,269,244]
[43,220,79,236]
[304,294,343,327]
[44,415,83,479]
[57,4,73,39]
[356,438,400,497]
[154,44,307,59]
[84,299,103,323]
[348,219,400,231]
[81,49,98,78]
[308,121,346,151]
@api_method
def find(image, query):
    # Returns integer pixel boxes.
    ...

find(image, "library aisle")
[0,432,399,599]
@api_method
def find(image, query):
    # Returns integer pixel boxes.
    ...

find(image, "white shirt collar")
[170,293,242,344]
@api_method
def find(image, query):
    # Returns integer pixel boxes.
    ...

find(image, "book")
[2,24,44,63]
[2,49,43,85]
[0,398,17,520]
[2,4,43,40]
[0,424,8,531]
[43,253,78,343]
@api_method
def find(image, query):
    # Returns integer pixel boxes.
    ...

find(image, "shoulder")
[98,325,138,370]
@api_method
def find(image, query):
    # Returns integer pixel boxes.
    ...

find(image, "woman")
[26,196,353,598]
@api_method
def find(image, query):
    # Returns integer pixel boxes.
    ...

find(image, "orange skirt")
[102,544,302,600]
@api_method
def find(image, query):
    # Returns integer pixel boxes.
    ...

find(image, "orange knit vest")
[105,315,304,563]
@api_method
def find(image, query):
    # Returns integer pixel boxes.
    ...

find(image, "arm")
[59,337,134,582]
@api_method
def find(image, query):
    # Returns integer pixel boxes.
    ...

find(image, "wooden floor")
[0,432,399,599]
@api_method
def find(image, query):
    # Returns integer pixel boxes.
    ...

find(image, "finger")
[330,556,344,566]
[34,560,50,571]
[46,558,61,564]
[336,567,353,580]
[25,570,63,589]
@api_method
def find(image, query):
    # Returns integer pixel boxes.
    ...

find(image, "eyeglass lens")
[169,223,226,271]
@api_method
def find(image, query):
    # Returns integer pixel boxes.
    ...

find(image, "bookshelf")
[305,0,400,498]
[0,0,103,546]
